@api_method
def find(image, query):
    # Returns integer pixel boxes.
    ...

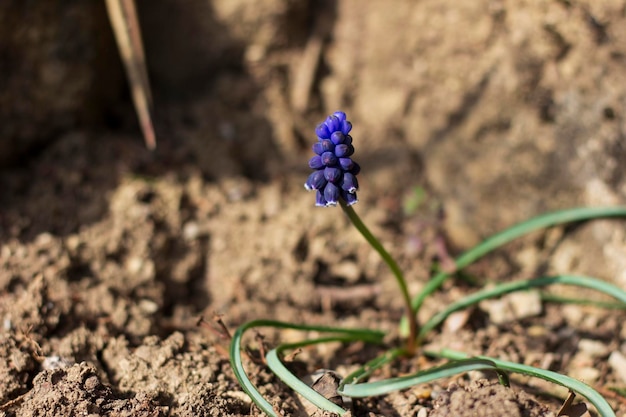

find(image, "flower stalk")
[306,111,417,354]
[339,200,418,355]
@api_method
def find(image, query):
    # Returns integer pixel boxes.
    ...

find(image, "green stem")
[340,200,417,354]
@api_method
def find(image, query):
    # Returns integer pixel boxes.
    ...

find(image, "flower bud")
[305,170,327,191]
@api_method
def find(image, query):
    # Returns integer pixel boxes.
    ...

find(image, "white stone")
[608,351,626,384]
[578,339,609,358]
[480,290,542,324]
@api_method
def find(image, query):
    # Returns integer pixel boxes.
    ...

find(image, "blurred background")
[2,0,625,239]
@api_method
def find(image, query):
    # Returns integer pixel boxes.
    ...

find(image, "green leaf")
[428,349,616,417]
[338,358,509,397]
[229,319,384,417]
[418,275,626,342]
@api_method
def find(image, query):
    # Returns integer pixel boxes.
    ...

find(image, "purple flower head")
[305,112,359,206]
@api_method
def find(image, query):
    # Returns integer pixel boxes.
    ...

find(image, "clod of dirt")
[8,361,167,417]
[429,379,555,417]
[0,336,37,404]
[101,332,252,416]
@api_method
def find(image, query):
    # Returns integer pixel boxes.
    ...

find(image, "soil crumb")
[429,379,555,417]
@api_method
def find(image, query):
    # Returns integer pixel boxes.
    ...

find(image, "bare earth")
[1,1,626,416]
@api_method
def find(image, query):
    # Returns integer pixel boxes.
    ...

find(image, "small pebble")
[35,232,54,246]
[42,355,73,370]
[443,310,470,333]
[568,366,600,383]
[508,291,542,319]
[182,221,200,241]
[330,261,361,283]
[526,325,548,337]
[126,256,144,274]
[138,299,159,314]
[577,339,609,358]
[608,351,626,383]
[480,290,542,324]
[65,234,81,252]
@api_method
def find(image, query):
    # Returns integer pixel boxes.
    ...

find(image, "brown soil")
[429,379,555,417]
[2,1,626,416]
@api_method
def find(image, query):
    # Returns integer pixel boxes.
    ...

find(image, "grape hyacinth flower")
[304,111,418,354]
[304,111,361,207]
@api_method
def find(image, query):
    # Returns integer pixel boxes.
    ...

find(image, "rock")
[480,290,542,325]
[443,310,471,334]
[608,351,626,384]
[330,261,361,283]
[568,365,601,384]
[577,339,609,358]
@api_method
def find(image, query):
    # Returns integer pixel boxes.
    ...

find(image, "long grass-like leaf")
[428,349,616,417]
[341,347,405,386]
[418,275,626,342]
[229,319,384,416]
[105,0,156,149]
[266,340,351,415]
[229,321,275,416]
[540,293,626,309]
[401,206,626,335]
[338,358,508,397]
